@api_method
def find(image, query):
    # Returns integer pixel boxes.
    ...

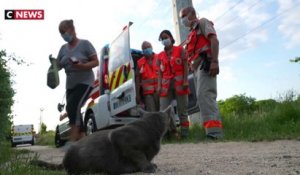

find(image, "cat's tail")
[30,159,64,170]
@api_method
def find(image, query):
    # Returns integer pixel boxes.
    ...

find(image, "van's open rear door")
[108,23,136,116]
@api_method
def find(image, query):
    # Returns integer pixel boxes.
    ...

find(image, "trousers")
[144,93,160,112]
[159,80,189,129]
[194,67,223,138]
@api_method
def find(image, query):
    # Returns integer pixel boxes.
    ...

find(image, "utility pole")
[172,0,193,45]
[39,107,44,133]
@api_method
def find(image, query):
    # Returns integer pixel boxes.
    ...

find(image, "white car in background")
[55,119,70,147]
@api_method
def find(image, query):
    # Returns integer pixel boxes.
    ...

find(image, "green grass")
[219,100,300,141]
[162,124,207,144]
[2,99,299,174]
[162,100,300,143]
[0,142,64,175]
[35,131,56,147]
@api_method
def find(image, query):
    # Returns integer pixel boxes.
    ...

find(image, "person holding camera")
[179,7,223,139]
[56,19,99,141]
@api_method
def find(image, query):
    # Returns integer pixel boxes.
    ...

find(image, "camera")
[70,56,79,64]
[199,53,210,72]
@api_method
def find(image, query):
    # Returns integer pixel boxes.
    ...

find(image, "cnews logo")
[4,9,44,20]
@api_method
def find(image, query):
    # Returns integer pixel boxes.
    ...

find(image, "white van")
[81,23,199,135]
[11,124,35,147]
[81,23,143,135]
[54,23,200,145]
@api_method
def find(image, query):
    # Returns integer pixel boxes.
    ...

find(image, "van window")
[99,45,109,95]
[108,29,130,73]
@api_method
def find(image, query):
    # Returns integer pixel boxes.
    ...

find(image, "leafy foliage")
[0,50,29,141]
[40,122,47,135]
[35,130,56,146]
[0,50,14,141]
[255,99,277,113]
[222,95,300,141]
[290,57,300,63]
[218,94,256,116]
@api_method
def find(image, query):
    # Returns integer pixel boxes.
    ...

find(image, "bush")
[222,95,300,141]
[0,50,14,142]
[35,131,55,146]
[255,99,278,113]
[218,94,256,116]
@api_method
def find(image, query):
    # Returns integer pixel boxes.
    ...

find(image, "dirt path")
[18,140,300,174]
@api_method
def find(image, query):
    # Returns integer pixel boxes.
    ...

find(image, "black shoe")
[206,132,223,140]
[206,135,218,140]
[180,127,189,138]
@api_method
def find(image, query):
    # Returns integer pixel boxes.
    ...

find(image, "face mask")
[143,48,153,56]
[161,38,172,47]
[181,12,192,27]
[61,32,73,43]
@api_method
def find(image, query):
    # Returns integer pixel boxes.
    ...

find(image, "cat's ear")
[162,105,176,130]
[137,107,149,117]
[162,105,172,116]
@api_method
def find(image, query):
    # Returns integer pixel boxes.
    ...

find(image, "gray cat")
[33,105,175,175]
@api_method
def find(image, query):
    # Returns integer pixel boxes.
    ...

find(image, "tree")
[218,94,256,116]
[255,99,278,113]
[0,50,15,141]
[290,57,300,63]
[40,122,47,135]
[0,50,28,141]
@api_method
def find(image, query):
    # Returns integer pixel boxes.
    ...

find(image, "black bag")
[199,53,211,72]
[47,54,60,89]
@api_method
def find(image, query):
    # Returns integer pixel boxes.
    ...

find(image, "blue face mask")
[61,32,73,43]
[180,12,192,27]
[161,38,172,47]
[143,48,153,56]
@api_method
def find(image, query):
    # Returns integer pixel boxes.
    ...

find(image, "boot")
[180,126,189,138]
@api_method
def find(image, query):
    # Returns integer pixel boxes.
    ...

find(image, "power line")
[220,1,300,49]
[135,0,165,30]
[218,0,262,31]
[214,0,244,22]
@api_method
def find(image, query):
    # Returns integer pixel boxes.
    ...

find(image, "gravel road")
[18,140,300,175]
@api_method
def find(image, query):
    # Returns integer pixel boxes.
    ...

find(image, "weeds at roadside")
[162,95,300,143]
[0,142,64,175]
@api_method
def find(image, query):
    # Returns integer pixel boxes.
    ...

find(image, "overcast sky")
[1,0,299,131]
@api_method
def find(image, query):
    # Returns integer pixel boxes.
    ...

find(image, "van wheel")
[11,142,16,147]
[85,112,96,136]
[31,138,35,145]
